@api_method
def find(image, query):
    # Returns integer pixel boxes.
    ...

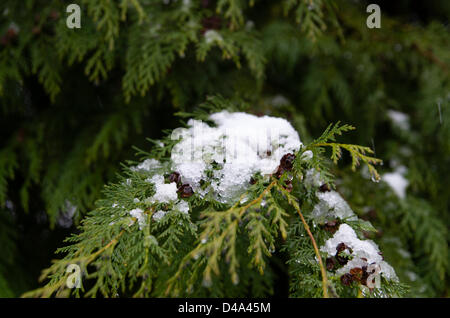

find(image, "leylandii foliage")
[24,103,405,298]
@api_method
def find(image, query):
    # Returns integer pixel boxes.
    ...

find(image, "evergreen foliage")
[23,98,404,297]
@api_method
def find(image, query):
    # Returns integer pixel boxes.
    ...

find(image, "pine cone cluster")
[340,263,376,287]
[320,219,340,233]
[168,171,194,198]
[274,153,296,192]
[275,153,295,177]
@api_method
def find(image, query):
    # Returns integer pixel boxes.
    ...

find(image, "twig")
[292,200,329,298]
[276,184,329,298]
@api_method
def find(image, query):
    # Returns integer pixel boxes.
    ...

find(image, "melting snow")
[129,208,146,230]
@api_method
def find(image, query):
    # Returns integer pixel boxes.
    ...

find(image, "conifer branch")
[306,122,382,181]
[164,180,278,296]
[276,184,329,298]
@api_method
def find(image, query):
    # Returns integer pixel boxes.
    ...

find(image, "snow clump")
[170,110,302,203]
[383,166,408,199]
[128,111,303,229]
[320,224,398,283]
[312,191,357,222]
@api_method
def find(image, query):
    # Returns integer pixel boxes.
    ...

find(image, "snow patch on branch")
[129,208,146,230]
[387,110,410,131]
[170,111,302,203]
[312,191,357,222]
[145,174,178,204]
[321,224,398,282]
[383,166,409,199]
[128,111,303,229]
[131,159,162,172]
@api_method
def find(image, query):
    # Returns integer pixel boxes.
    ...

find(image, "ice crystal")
[146,174,178,203]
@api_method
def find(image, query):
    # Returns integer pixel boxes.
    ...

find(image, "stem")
[86,229,125,264]
[293,203,329,298]
[276,183,329,298]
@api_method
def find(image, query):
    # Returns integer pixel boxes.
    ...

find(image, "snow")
[152,210,166,222]
[405,271,418,282]
[312,191,356,221]
[174,200,190,214]
[303,168,323,187]
[383,167,408,199]
[270,95,290,107]
[387,110,410,131]
[146,174,178,204]
[122,111,400,288]
[129,208,146,230]
[300,150,313,161]
[379,262,398,281]
[151,200,190,223]
[170,111,302,203]
[128,111,303,227]
[57,200,77,228]
[304,168,356,223]
[397,248,411,258]
[204,30,223,44]
[148,174,164,185]
[320,224,398,282]
[131,159,161,172]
